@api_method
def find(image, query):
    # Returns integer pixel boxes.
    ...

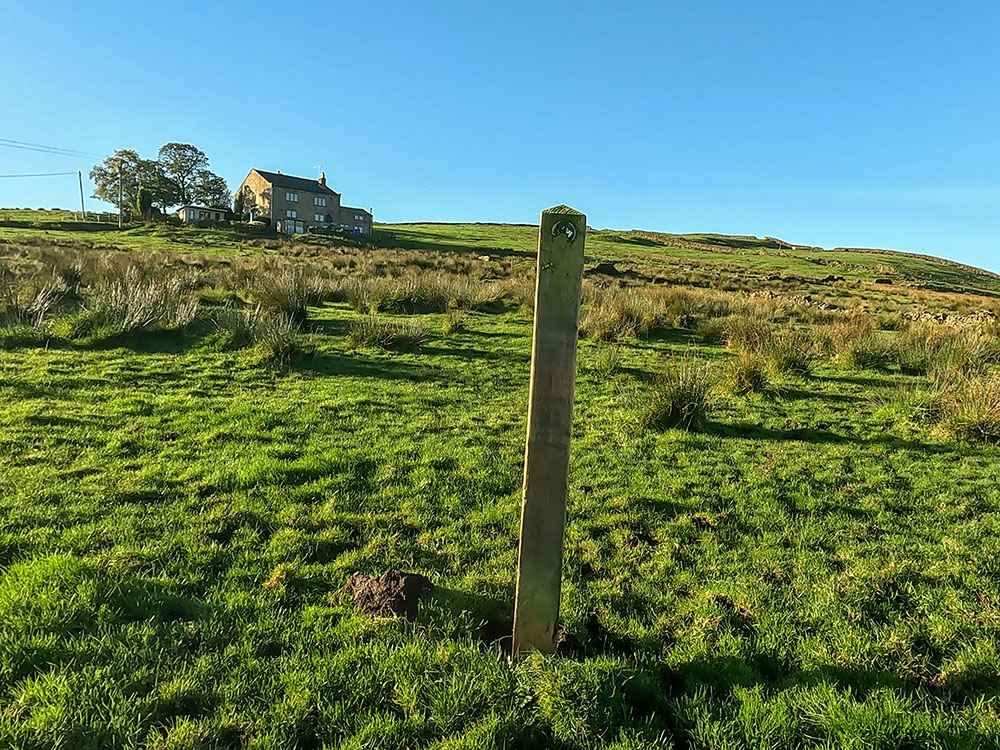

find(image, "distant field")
[382,222,1000,298]
[2,216,1000,747]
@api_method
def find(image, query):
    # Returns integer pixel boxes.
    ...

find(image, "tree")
[89,149,161,213]
[157,143,209,206]
[135,186,153,221]
[191,170,231,209]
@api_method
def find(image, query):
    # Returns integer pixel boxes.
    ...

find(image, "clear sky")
[2,1,998,270]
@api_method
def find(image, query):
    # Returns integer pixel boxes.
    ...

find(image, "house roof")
[250,169,340,196]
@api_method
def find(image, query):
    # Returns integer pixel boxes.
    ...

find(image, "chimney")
[318,171,327,187]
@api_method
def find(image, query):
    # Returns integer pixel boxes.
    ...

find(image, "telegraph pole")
[77,171,85,220]
[117,160,123,229]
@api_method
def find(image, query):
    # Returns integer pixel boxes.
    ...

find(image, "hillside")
[2,212,1000,747]
[381,222,1000,300]
[4,210,998,305]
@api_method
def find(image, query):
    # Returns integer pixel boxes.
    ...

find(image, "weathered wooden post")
[512,205,586,655]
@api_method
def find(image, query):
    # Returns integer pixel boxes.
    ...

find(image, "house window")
[314,214,325,222]
[313,197,326,207]
[285,191,299,202]
[286,209,297,218]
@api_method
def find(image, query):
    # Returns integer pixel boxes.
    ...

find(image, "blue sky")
[2,1,998,270]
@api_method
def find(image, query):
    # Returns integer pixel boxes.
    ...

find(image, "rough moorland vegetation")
[2,215,1000,748]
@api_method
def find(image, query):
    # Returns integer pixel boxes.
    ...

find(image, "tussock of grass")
[633,356,714,430]
[441,309,467,335]
[589,344,623,378]
[768,329,819,376]
[869,381,938,430]
[727,350,770,394]
[696,317,727,345]
[347,315,428,352]
[205,305,301,364]
[54,265,199,339]
[936,373,1000,443]
[827,317,894,370]
[250,266,324,323]
[347,274,506,315]
[0,280,64,328]
[723,314,774,353]
[249,313,302,368]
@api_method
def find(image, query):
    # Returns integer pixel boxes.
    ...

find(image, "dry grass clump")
[250,313,303,368]
[726,350,770,394]
[892,324,1000,378]
[891,325,941,375]
[767,329,819,375]
[579,287,730,342]
[50,265,197,340]
[579,290,648,341]
[249,266,326,323]
[935,372,1000,443]
[1,278,65,328]
[633,356,715,431]
[696,317,727,345]
[826,315,894,370]
[346,274,506,315]
[205,305,304,366]
[347,315,428,352]
[0,281,62,349]
[723,314,774,353]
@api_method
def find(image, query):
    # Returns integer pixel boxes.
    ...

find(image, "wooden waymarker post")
[512,205,586,656]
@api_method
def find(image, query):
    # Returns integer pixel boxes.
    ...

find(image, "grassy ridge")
[382,222,1000,296]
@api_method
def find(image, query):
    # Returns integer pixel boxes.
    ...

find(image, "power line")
[0,138,101,158]
[0,171,79,178]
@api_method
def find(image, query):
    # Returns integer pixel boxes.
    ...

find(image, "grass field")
[2,213,1000,748]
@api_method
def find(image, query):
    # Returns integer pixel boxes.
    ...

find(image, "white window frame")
[314,213,325,222]
[286,209,297,218]
[285,191,299,202]
[314,196,326,207]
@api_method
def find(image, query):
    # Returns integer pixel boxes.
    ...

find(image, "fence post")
[512,205,586,655]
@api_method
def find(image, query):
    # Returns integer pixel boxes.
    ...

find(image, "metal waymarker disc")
[552,220,577,243]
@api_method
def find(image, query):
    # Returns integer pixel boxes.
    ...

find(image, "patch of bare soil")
[342,571,433,621]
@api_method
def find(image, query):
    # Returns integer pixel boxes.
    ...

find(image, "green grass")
[382,222,1000,298]
[1,218,1000,747]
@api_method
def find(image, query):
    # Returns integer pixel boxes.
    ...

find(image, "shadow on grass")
[293,351,444,383]
[419,343,527,364]
[781,387,864,404]
[424,584,995,746]
[814,372,900,388]
[307,317,356,337]
[91,325,210,354]
[422,585,515,650]
[705,421,949,454]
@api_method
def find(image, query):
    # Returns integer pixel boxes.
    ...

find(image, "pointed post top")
[543,204,585,216]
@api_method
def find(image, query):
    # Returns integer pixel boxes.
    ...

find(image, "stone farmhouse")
[236,169,372,235]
